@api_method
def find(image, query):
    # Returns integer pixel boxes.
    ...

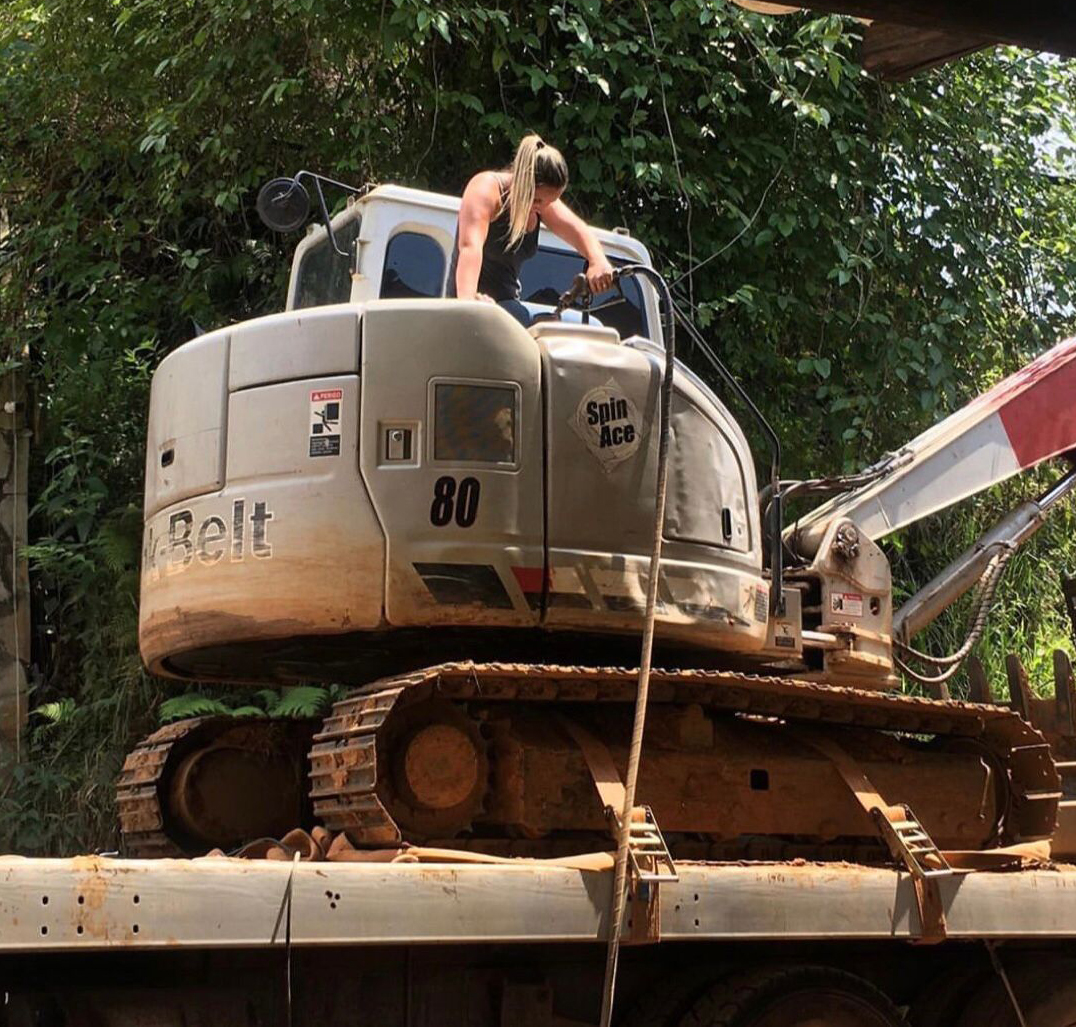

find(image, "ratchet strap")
[558,717,678,945]
[789,725,954,943]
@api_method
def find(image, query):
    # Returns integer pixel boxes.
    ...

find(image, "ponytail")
[504,134,569,249]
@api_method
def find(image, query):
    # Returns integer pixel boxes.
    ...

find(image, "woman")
[447,134,615,326]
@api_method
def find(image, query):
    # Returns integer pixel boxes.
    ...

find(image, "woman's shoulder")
[462,170,507,200]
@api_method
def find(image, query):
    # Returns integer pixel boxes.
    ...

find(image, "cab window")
[293,216,361,309]
[431,380,518,466]
[518,248,650,340]
[381,232,446,299]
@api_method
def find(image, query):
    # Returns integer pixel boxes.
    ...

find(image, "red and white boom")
[789,335,1076,562]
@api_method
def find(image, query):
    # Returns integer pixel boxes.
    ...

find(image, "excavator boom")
[788,335,1076,560]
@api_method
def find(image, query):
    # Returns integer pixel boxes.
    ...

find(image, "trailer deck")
[4,856,1076,953]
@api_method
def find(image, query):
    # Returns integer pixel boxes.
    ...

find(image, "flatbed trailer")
[3,855,1076,1026]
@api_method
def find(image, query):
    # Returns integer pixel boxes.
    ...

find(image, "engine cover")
[140,300,769,682]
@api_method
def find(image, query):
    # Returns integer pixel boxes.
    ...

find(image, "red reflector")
[511,566,548,594]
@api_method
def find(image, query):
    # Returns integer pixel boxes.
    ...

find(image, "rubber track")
[308,662,1061,848]
[116,718,213,857]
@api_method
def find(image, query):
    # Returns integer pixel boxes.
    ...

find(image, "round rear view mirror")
[256,177,311,233]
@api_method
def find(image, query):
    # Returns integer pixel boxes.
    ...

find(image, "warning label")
[830,591,864,618]
[309,388,342,458]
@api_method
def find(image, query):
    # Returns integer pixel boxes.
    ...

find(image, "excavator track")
[119,663,1060,858]
[309,662,1061,855]
[117,719,201,857]
[118,716,315,857]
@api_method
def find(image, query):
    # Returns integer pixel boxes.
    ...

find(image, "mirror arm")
[294,170,358,258]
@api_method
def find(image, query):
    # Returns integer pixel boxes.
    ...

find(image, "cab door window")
[294,216,361,308]
[381,232,446,299]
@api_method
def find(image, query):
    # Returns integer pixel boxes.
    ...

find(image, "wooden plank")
[1006,654,1033,722]
[967,655,994,705]
[1063,575,1076,650]
[791,0,1076,58]
[0,367,30,775]
[1055,650,1076,739]
[862,23,990,80]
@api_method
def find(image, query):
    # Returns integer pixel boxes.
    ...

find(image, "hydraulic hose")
[893,541,1016,687]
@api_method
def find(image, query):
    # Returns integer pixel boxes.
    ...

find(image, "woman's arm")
[541,200,615,293]
[455,172,501,300]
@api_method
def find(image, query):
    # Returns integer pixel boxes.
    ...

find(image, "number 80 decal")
[430,475,481,528]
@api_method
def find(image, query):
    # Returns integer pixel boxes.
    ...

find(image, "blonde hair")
[503,134,569,249]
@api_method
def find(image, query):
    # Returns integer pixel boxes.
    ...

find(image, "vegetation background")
[2,0,1075,853]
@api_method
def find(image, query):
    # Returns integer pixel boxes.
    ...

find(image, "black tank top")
[446,184,541,302]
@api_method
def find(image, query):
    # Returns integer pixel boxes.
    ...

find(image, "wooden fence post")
[0,365,30,776]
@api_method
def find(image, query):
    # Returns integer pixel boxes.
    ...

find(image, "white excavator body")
[139,187,779,683]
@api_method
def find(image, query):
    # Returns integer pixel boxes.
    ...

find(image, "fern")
[34,698,77,725]
[96,505,144,575]
[265,685,331,718]
[155,686,336,725]
[158,694,233,723]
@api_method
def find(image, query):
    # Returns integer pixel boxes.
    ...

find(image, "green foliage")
[158,685,339,723]
[157,694,236,722]
[264,686,340,718]
[2,0,1076,851]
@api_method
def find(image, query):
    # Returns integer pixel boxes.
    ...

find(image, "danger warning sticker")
[830,591,864,618]
[309,388,342,457]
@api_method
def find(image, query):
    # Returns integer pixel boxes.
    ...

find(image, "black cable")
[593,262,675,1027]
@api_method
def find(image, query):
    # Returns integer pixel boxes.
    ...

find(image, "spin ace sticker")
[571,378,644,473]
[309,388,342,457]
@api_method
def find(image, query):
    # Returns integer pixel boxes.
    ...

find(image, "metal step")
[625,806,678,883]
[881,807,954,881]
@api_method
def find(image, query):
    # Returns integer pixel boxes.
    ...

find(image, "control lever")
[554,267,626,318]
[555,272,591,316]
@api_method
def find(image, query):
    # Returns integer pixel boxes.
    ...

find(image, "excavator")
[116,177,1076,871]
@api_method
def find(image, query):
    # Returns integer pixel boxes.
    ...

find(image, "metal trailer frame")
[3,856,1076,953]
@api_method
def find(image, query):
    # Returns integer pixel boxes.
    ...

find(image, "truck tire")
[620,966,726,1027]
[679,965,906,1027]
[907,967,990,1027]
